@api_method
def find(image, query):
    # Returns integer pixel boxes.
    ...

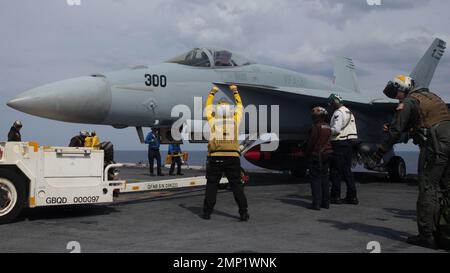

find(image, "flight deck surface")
[0,171,442,253]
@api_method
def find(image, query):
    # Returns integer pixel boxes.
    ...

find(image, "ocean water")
[116,150,420,174]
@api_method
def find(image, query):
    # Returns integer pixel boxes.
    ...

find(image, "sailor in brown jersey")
[304,107,333,210]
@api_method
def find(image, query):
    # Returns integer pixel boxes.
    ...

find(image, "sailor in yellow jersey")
[202,85,249,221]
[84,132,100,149]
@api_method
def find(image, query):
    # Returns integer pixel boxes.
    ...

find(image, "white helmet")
[383,75,415,98]
[79,130,88,137]
[13,120,22,128]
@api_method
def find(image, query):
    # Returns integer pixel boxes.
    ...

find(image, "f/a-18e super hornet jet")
[7,38,447,181]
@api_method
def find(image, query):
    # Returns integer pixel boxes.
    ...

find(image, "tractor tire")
[0,169,27,224]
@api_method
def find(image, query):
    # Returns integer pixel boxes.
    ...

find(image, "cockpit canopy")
[166,48,255,68]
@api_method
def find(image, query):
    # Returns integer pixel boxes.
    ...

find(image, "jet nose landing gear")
[359,143,407,183]
[387,156,407,182]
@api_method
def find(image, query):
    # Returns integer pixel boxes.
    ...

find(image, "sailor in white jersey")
[328,93,359,205]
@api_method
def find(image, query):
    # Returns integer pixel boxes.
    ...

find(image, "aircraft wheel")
[388,156,407,182]
[0,169,27,224]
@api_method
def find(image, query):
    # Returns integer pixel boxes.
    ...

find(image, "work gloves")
[230,85,239,94]
[367,147,385,169]
[210,85,239,95]
[210,86,219,95]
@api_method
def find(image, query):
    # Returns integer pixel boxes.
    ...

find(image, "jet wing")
[214,82,395,106]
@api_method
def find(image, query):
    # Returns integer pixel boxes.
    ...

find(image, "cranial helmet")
[13,120,22,128]
[383,75,415,99]
[80,130,88,137]
[311,106,328,122]
[311,106,328,118]
[216,99,234,118]
[328,93,343,105]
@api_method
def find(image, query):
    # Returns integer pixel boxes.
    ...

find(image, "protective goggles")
[383,81,400,99]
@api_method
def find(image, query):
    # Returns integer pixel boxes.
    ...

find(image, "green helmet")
[328,93,343,105]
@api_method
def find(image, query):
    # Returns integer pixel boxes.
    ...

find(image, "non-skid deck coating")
[0,170,444,253]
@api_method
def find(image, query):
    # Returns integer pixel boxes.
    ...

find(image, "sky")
[1,0,449,151]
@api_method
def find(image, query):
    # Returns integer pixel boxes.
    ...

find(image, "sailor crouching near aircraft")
[369,75,450,249]
[328,94,359,205]
[69,130,88,147]
[304,107,333,210]
[7,120,22,141]
[202,85,249,221]
[84,131,100,149]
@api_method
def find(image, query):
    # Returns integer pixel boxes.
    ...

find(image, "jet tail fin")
[333,57,360,93]
[410,38,446,89]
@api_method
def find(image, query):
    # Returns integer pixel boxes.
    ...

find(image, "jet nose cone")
[7,97,26,110]
[7,76,112,124]
[7,92,45,114]
[7,93,43,113]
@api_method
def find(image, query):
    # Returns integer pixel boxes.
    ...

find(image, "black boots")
[309,203,330,210]
[202,213,211,220]
[407,234,437,249]
[202,211,249,221]
[239,211,250,221]
[330,198,343,204]
[309,204,321,211]
[331,197,359,205]
[343,197,359,205]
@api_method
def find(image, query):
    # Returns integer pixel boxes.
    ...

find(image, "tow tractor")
[0,142,231,224]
